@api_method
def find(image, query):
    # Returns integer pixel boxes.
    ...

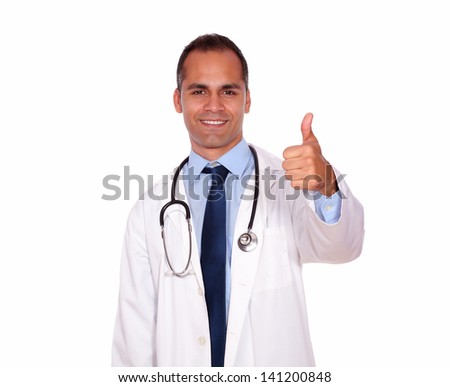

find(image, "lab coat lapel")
[225,169,267,366]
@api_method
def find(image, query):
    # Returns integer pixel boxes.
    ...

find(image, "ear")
[173,88,183,113]
[244,89,251,113]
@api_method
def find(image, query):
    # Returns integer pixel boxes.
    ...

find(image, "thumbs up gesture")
[282,113,338,197]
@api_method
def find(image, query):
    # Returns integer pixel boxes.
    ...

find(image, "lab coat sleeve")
[293,167,365,264]
[112,199,156,366]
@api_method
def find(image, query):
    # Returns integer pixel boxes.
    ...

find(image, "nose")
[204,94,224,113]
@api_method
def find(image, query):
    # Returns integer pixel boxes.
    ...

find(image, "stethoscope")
[159,145,260,277]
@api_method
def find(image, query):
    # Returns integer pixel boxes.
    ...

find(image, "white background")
[1,0,449,373]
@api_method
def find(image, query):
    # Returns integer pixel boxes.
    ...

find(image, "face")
[173,49,251,160]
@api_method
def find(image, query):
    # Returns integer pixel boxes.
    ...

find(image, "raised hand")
[282,113,338,197]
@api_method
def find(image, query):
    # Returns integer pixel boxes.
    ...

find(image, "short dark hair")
[176,33,249,91]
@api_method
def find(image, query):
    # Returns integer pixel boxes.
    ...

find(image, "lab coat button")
[198,287,203,296]
[198,336,206,346]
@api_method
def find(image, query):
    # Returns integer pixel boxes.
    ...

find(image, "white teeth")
[202,120,225,125]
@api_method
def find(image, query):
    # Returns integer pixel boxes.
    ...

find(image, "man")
[112,34,364,367]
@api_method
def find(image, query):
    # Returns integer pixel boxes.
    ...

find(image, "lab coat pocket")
[253,227,291,293]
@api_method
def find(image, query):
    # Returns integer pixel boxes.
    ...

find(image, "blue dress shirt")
[182,139,342,319]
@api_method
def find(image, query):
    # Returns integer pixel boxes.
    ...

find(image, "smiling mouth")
[200,120,227,125]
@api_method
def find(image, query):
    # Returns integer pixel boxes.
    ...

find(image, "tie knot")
[202,164,229,184]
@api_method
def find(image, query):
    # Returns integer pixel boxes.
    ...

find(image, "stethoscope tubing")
[159,146,259,275]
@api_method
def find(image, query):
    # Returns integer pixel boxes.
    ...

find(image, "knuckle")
[282,147,294,159]
[283,145,301,159]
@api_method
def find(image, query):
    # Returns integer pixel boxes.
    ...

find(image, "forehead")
[182,49,244,85]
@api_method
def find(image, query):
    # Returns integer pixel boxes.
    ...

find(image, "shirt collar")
[187,139,252,179]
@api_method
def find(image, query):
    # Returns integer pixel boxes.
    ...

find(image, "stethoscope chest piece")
[238,231,258,252]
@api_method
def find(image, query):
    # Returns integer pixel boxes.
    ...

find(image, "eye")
[192,90,206,95]
[223,90,237,96]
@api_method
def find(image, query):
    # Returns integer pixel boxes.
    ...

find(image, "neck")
[191,137,243,161]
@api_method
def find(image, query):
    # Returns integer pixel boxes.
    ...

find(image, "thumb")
[301,112,316,143]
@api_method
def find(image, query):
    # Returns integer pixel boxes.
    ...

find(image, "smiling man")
[112,34,365,367]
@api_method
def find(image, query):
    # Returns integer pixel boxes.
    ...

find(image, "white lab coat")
[112,146,364,367]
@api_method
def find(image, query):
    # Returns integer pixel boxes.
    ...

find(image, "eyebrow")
[186,83,243,91]
[222,83,242,90]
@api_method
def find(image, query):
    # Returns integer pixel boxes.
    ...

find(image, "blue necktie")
[201,164,229,367]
